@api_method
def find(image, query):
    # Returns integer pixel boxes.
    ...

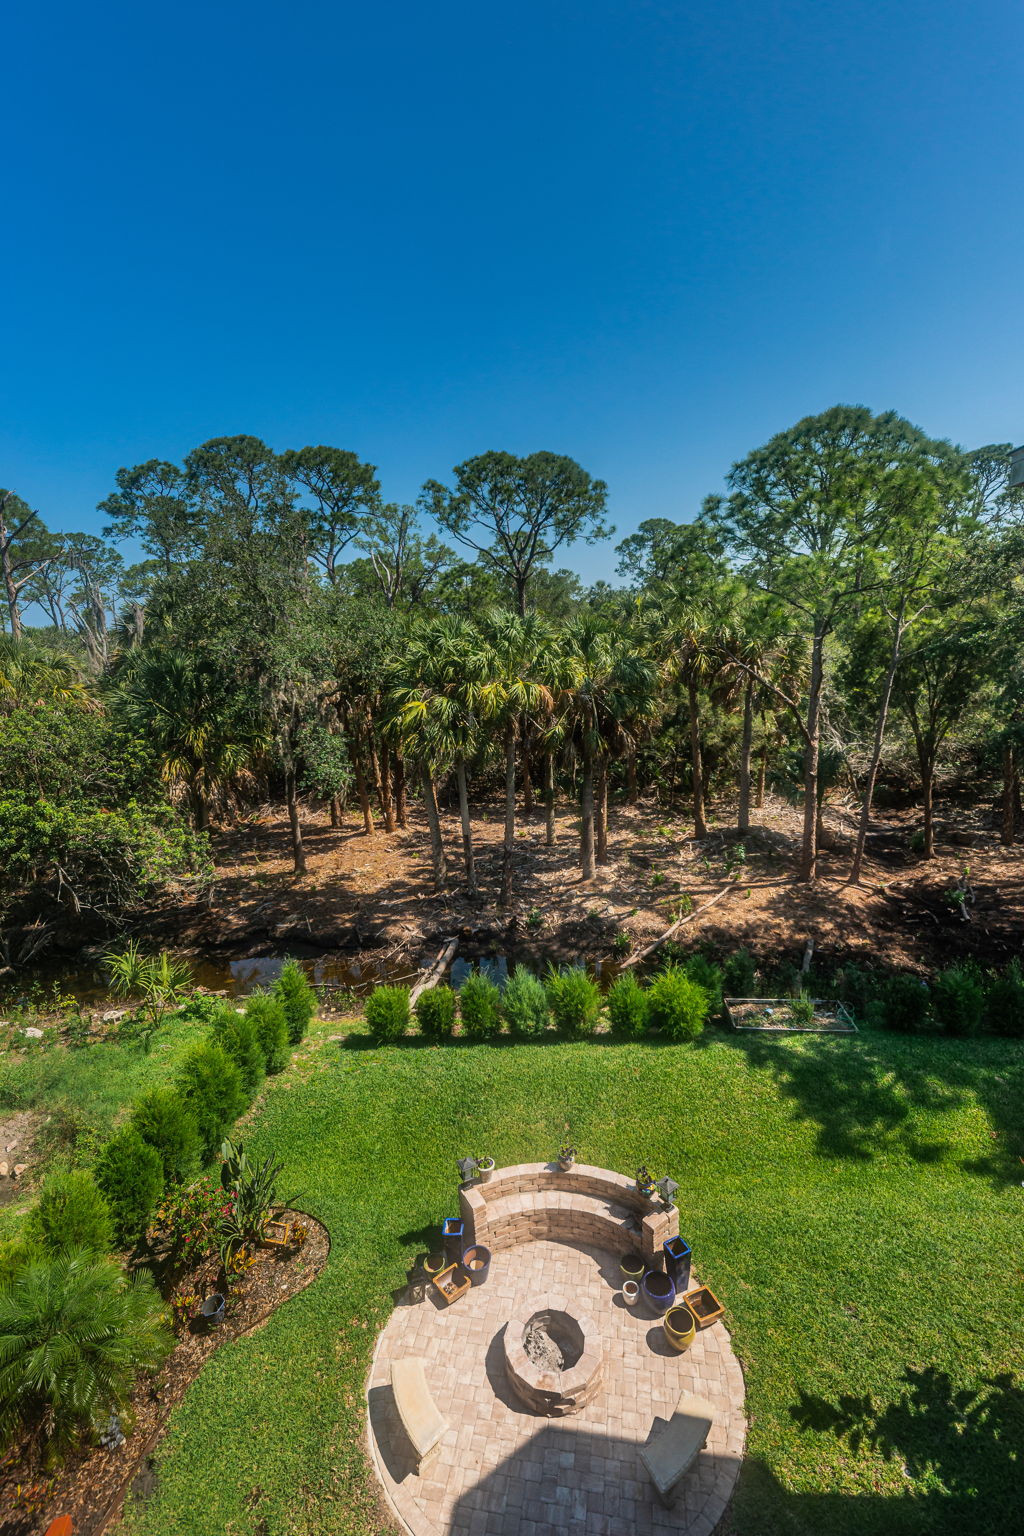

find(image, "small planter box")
[262,1220,292,1249]
[725,998,857,1034]
[431,1263,471,1307]
[683,1285,725,1329]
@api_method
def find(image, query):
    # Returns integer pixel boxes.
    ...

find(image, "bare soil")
[148,790,1024,977]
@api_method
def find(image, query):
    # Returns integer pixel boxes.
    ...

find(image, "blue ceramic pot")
[642,1269,676,1316]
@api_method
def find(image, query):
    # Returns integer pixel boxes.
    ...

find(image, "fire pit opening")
[523,1309,584,1371]
[503,1302,603,1415]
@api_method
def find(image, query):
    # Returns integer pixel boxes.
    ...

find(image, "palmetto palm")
[0,1251,173,1454]
[0,635,92,715]
[114,648,266,828]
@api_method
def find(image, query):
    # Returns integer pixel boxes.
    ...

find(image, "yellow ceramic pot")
[664,1303,697,1352]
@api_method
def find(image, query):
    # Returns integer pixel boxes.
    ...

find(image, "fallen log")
[409,936,459,1006]
[621,884,736,970]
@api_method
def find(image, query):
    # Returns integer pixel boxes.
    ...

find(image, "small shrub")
[175,992,224,1026]
[722,948,757,998]
[612,931,632,956]
[0,1235,44,1290]
[94,1126,165,1247]
[645,964,709,1041]
[880,973,934,1033]
[131,1087,201,1184]
[415,985,457,1039]
[545,966,601,1037]
[272,959,317,1044]
[458,972,502,1040]
[682,953,723,1018]
[175,1040,247,1161]
[836,962,873,1021]
[365,985,411,1042]
[28,1170,114,1257]
[788,992,817,1027]
[984,959,1024,1037]
[931,963,986,1036]
[147,1176,223,1267]
[607,973,648,1038]
[502,966,549,1038]
[525,909,544,933]
[245,994,290,1075]
[212,1006,266,1100]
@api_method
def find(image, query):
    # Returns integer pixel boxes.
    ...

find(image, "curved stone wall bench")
[459,1161,679,1265]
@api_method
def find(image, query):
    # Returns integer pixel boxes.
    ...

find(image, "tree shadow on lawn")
[728,1030,1023,1183]
[784,1364,1023,1536]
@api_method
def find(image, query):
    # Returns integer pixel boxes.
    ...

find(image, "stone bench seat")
[470,1190,641,1256]
[391,1357,447,1473]
[639,1390,715,1506]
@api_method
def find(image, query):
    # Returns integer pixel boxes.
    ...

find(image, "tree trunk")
[544,750,556,847]
[798,628,826,881]
[522,733,534,815]
[375,742,396,833]
[286,767,306,875]
[595,754,609,865]
[352,750,375,835]
[921,759,935,859]
[456,759,477,892]
[190,784,210,832]
[420,761,446,890]
[738,680,753,834]
[393,750,408,827]
[687,680,708,838]
[580,736,596,880]
[626,750,638,806]
[330,795,343,829]
[755,743,767,808]
[850,611,905,884]
[1001,743,1016,847]
[500,721,517,906]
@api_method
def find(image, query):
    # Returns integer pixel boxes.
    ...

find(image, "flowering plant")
[148,1177,229,1267]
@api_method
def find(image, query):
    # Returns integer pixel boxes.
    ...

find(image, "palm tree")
[0,635,92,715]
[0,1252,173,1455]
[114,648,266,830]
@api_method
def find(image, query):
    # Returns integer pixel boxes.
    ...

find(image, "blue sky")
[3,0,1022,584]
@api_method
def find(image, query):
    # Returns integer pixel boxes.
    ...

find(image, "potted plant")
[635,1165,656,1200]
[476,1154,495,1184]
[558,1144,576,1172]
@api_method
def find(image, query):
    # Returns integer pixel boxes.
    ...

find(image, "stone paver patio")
[366,1239,746,1536]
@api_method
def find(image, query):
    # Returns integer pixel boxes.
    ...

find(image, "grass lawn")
[116,1018,1024,1536]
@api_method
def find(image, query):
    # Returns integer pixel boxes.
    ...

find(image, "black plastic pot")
[200,1292,225,1328]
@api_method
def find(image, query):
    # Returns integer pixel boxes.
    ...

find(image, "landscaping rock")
[21,1027,44,1039]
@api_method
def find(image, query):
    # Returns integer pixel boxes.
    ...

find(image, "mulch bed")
[0,1211,329,1536]
[726,998,858,1034]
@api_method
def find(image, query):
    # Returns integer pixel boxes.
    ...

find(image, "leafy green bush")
[931,963,986,1036]
[682,953,723,1018]
[245,993,290,1075]
[27,1169,114,1257]
[0,1235,44,1291]
[94,1125,165,1246]
[880,973,934,1033]
[502,966,549,1038]
[272,959,317,1044]
[984,959,1024,1037]
[0,1252,173,1452]
[545,966,601,1037]
[414,984,457,1039]
[212,1005,266,1099]
[458,972,502,1039]
[175,992,225,1025]
[175,1040,247,1160]
[722,948,757,998]
[607,972,648,1038]
[131,1086,201,1184]
[645,964,709,1041]
[365,985,411,1042]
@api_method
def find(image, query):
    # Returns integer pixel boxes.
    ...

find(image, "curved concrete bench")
[391,1358,447,1473]
[640,1389,715,1506]
[459,1162,678,1266]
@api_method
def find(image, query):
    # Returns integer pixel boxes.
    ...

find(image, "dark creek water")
[8,946,622,1009]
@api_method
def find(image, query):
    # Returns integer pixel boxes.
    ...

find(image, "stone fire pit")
[503,1303,602,1415]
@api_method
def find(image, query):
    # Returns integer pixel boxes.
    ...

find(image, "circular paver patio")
[366,1239,746,1536]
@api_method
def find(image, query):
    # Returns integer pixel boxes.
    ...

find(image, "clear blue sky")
[3,0,1022,584]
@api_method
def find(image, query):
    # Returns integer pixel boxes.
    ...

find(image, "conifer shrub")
[880,973,934,1033]
[212,1005,266,1099]
[458,971,502,1039]
[28,1169,114,1257]
[272,959,318,1044]
[131,1086,201,1184]
[365,984,411,1042]
[545,966,601,1037]
[607,972,648,1038]
[94,1126,165,1246]
[984,959,1024,1037]
[722,948,758,998]
[682,953,723,1019]
[175,1040,247,1161]
[931,963,986,1036]
[414,984,457,1039]
[502,965,549,1037]
[245,993,290,1075]
[645,964,709,1041]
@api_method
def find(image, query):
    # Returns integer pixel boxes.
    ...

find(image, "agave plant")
[218,1138,287,1262]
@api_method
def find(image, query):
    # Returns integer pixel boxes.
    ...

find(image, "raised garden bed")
[725,997,857,1034]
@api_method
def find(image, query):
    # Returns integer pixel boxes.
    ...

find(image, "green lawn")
[118,1020,1023,1536]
